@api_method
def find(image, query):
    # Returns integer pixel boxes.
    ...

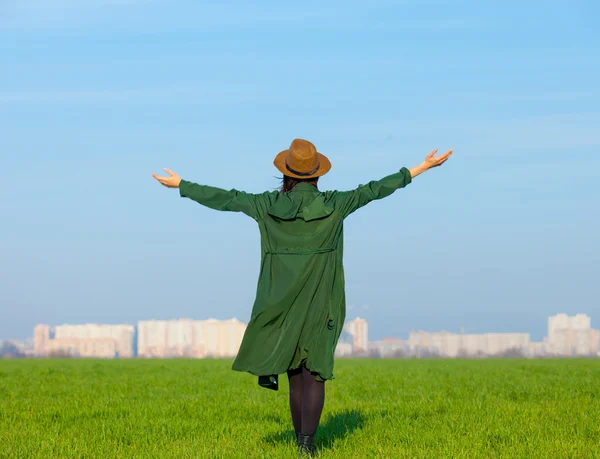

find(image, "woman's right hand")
[423,149,453,170]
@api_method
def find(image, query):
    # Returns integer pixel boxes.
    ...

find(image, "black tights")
[287,366,325,438]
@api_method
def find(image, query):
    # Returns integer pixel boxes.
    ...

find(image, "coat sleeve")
[330,167,412,219]
[178,180,276,221]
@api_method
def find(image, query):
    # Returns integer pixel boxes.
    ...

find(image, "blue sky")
[1,0,599,342]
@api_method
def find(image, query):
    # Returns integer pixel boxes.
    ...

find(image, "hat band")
[285,161,320,177]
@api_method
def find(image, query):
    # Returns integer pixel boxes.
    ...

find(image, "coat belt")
[265,247,335,255]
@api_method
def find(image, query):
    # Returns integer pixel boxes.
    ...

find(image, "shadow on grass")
[264,409,366,454]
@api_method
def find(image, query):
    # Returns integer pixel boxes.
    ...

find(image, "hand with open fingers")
[152,168,182,188]
[423,149,453,170]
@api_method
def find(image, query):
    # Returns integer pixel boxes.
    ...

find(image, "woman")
[153,139,452,456]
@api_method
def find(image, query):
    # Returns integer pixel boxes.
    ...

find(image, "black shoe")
[258,375,278,391]
[297,434,314,457]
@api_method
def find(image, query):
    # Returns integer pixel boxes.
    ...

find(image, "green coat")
[178,168,412,388]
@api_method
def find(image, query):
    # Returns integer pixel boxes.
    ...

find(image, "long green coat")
[178,168,412,388]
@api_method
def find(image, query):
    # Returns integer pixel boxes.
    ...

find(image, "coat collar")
[291,182,319,192]
[267,186,334,221]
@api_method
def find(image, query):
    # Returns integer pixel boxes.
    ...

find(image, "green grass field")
[1,359,599,458]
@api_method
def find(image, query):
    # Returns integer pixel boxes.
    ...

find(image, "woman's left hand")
[152,168,182,188]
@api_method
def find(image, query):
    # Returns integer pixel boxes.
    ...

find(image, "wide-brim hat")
[274,138,331,179]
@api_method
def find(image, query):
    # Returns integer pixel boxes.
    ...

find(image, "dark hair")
[280,175,319,193]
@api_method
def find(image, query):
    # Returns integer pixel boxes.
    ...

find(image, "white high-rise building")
[138,320,168,357]
[548,314,591,340]
[344,318,368,354]
[551,328,599,356]
[137,318,247,358]
[219,318,248,357]
[34,324,50,357]
[53,323,135,357]
[34,323,134,358]
[547,313,597,356]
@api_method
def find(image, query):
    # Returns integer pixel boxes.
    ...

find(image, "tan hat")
[274,139,331,179]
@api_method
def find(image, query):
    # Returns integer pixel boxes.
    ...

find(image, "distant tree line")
[364,346,599,359]
[0,342,26,359]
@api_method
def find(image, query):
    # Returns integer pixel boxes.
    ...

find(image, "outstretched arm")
[333,149,453,218]
[152,168,274,220]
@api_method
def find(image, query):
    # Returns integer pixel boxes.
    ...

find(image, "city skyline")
[3,308,598,343]
[3,312,597,360]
